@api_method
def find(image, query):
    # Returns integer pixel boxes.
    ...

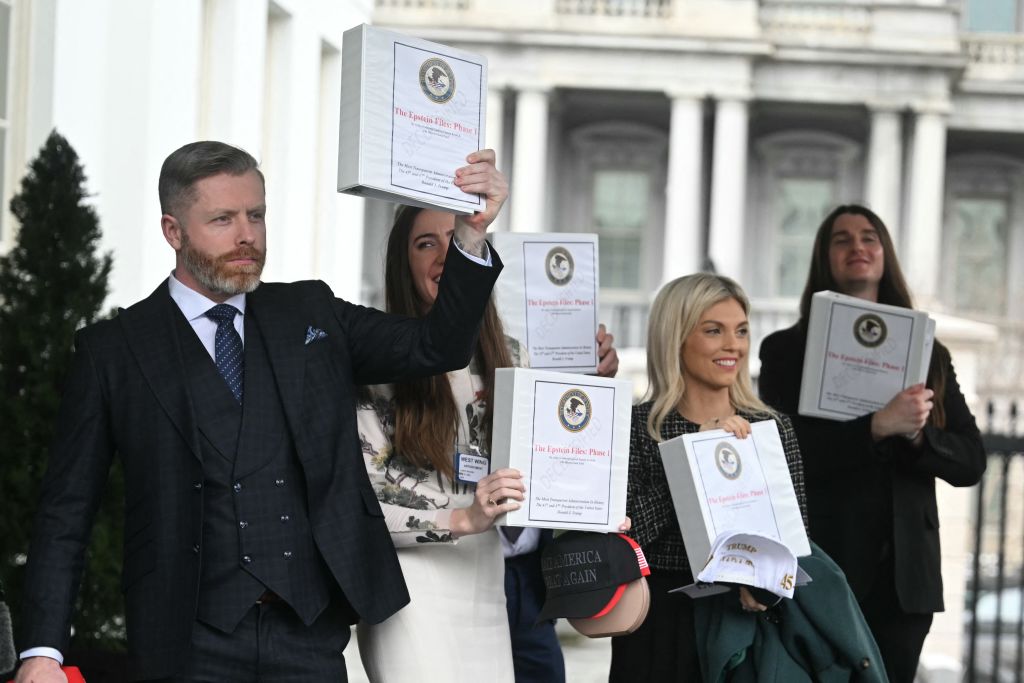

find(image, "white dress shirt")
[499,527,542,558]
[168,271,247,358]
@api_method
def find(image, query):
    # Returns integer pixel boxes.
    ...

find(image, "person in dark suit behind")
[758,203,987,683]
[1,580,14,677]
[15,141,507,683]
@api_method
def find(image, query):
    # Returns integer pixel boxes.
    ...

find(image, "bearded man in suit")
[15,141,506,682]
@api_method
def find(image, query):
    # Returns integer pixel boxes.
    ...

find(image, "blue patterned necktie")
[205,304,244,403]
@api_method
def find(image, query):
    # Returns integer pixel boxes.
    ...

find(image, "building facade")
[1,0,373,306]
[2,0,1021,678]
[369,1,1020,412]
[368,0,1021,676]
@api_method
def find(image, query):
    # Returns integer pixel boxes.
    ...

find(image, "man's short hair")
[159,141,264,218]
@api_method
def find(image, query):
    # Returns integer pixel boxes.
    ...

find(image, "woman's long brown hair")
[384,205,512,478]
[798,204,947,428]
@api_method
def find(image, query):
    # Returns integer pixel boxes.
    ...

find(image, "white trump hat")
[696,531,808,601]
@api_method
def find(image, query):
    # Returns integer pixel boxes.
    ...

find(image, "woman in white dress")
[355,155,524,682]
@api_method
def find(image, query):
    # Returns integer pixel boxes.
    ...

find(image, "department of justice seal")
[419,57,455,104]
[853,313,887,348]
[546,246,574,286]
[558,388,592,433]
[714,442,742,480]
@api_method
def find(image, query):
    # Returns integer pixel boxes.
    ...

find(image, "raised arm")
[451,149,508,259]
[336,150,508,386]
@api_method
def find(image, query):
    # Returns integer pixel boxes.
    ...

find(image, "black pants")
[153,601,350,682]
[505,551,566,683]
[610,568,702,683]
[859,563,934,683]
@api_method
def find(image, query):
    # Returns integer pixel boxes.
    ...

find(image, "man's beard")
[180,232,266,296]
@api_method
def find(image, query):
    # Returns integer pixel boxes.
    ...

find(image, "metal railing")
[965,401,1024,683]
[759,0,871,38]
[374,0,470,10]
[964,33,1024,66]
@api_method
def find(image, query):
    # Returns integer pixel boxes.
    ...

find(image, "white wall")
[15,0,372,309]
[49,0,203,307]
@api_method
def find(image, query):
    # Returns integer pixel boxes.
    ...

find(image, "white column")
[662,94,704,282]
[904,109,947,306]
[510,87,549,233]
[52,0,204,306]
[318,46,366,303]
[865,107,903,234]
[708,98,749,281]
[486,87,508,232]
[16,0,58,181]
[261,10,323,284]
[1009,176,1024,322]
[198,0,269,154]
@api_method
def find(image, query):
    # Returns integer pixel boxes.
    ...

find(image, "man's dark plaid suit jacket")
[18,241,501,679]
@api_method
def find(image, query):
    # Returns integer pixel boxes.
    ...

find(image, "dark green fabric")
[694,541,888,683]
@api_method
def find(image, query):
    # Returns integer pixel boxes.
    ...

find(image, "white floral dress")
[355,341,526,683]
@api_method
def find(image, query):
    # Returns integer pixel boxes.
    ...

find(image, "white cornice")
[767,46,966,70]
[375,25,774,57]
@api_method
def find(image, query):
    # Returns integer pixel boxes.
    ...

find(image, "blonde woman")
[611,273,808,682]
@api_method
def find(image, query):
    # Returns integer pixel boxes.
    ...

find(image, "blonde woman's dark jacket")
[694,541,889,683]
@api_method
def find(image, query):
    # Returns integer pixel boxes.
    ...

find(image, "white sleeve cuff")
[20,646,64,664]
[454,239,492,266]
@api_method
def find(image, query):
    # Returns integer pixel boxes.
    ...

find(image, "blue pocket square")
[305,326,328,345]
